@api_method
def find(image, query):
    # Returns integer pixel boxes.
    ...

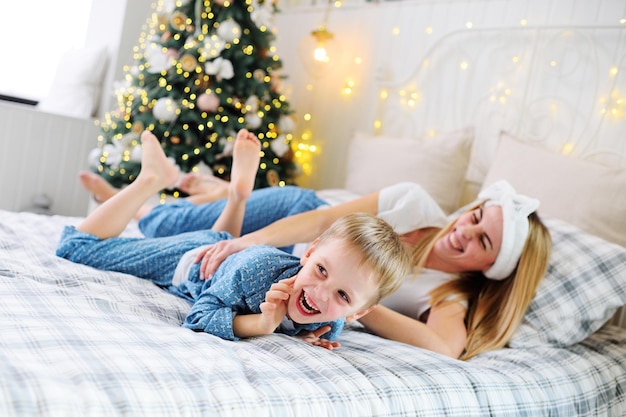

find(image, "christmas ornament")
[146,44,174,73]
[279,115,296,133]
[245,113,262,129]
[197,92,220,112]
[180,54,198,72]
[270,136,290,157]
[153,97,179,121]
[205,57,234,80]
[217,19,241,43]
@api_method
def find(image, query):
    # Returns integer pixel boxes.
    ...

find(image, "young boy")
[57,130,410,348]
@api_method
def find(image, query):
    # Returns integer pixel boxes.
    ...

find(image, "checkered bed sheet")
[0,210,624,417]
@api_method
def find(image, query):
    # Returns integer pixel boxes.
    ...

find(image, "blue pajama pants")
[56,226,232,301]
[138,186,328,253]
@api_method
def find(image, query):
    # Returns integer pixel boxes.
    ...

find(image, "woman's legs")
[139,186,328,247]
[178,172,230,204]
[77,130,179,239]
[79,170,231,207]
[78,171,119,204]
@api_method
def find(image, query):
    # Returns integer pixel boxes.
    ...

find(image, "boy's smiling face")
[286,237,379,325]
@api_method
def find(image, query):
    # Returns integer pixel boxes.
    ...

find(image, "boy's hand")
[258,276,295,334]
[296,326,341,350]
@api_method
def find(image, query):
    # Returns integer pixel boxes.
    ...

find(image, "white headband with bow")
[479,180,540,280]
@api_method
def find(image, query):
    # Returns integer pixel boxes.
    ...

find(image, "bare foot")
[229,129,261,203]
[79,171,118,203]
[178,171,230,197]
[135,131,179,192]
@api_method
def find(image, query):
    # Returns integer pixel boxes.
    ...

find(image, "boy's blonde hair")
[317,213,411,306]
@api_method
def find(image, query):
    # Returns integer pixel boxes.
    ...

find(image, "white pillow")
[483,132,626,247]
[37,46,109,119]
[344,128,474,214]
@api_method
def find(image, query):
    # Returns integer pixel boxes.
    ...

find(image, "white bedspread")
[0,210,624,417]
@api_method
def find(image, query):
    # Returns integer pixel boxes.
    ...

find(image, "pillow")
[483,131,626,247]
[38,46,109,119]
[344,128,473,214]
[510,217,626,347]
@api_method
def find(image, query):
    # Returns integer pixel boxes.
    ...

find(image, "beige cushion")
[37,46,108,118]
[483,132,626,248]
[344,128,474,214]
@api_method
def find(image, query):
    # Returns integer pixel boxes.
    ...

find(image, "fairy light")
[293,135,318,177]
[609,66,619,77]
[561,143,574,155]
[600,89,625,119]
[489,81,512,105]
[342,78,355,96]
[374,120,382,132]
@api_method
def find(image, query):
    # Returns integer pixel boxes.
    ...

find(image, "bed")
[1,25,625,416]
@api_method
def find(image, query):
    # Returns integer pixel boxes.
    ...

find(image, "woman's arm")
[197,191,380,278]
[358,303,467,359]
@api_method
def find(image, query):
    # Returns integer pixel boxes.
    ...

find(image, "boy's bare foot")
[135,130,179,192]
[79,171,118,203]
[229,129,261,203]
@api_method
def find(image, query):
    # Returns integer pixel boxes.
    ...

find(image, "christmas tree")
[88,0,299,194]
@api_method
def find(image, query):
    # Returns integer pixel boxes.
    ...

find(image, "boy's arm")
[232,277,294,338]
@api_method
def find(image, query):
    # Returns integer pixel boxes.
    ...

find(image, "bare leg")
[80,166,229,216]
[79,171,119,203]
[210,129,261,237]
[77,131,179,239]
[178,172,230,204]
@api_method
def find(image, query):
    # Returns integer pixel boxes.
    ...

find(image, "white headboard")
[374,25,626,200]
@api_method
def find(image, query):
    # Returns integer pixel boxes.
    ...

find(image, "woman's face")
[431,205,504,273]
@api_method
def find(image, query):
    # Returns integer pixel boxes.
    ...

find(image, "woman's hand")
[295,326,341,350]
[195,238,253,279]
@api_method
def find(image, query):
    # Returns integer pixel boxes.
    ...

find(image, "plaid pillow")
[510,217,626,347]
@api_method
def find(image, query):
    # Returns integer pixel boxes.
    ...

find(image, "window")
[0,1,93,102]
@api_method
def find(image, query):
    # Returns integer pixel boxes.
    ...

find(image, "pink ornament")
[197,92,220,112]
[166,48,180,60]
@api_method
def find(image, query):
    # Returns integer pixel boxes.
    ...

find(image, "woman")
[81,175,552,359]
[194,181,551,359]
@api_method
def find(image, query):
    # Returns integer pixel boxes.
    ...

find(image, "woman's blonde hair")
[319,213,412,306]
[410,204,552,360]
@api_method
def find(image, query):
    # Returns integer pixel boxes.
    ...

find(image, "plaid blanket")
[0,210,624,417]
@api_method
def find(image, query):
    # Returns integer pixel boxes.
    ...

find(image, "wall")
[0,0,154,216]
[86,0,154,117]
[0,102,99,216]
[272,0,626,189]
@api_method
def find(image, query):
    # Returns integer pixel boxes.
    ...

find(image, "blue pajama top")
[56,226,343,341]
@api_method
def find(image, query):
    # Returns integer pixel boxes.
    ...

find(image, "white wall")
[85,0,154,117]
[272,0,626,189]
